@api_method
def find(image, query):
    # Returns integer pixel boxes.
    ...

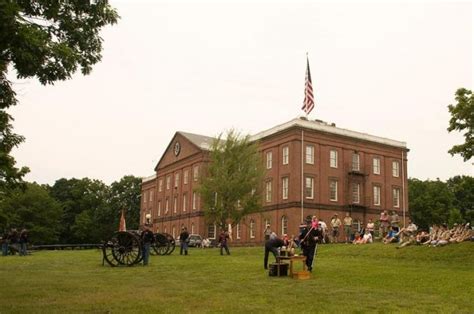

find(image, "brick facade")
[141,118,409,244]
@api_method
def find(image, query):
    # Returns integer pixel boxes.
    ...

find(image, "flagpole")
[301,129,304,223]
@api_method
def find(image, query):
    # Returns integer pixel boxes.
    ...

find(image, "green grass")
[1,243,473,313]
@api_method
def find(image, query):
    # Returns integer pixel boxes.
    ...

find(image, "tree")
[447,88,474,161]
[0,1,119,192]
[109,175,142,231]
[198,130,265,230]
[0,182,62,244]
[408,178,456,229]
[447,175,474,224]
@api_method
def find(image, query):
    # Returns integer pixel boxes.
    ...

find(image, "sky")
[9,0,474,185]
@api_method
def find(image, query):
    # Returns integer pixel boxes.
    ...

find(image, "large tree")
[109,175,142,231]
[198,130,265,230]
[447,88,473,161]
[0,1,118,192]
[0,182,62,244]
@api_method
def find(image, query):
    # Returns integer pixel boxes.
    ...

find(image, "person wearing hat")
[263,224,272,241]
[299,217,321,272]
[141,225,155,265]
[179,226,190,255]
[330,214,342,243]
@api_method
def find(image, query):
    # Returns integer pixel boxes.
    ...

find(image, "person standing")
[299,218,321,272]
[141,225,154,266]
[343,213,353,243]
[366,218,375,238]
[264,232,284,269]
[379,211,390,238]
[179,227,190,255]
[330,214,342,243]
[218,229,230,255]
[390,211,400,232]
[263,224,272,241]
[19,229,28,256]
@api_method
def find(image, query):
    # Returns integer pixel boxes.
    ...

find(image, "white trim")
[142,174,156,183]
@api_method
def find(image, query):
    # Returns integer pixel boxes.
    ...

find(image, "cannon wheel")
[162,233,176,255]
[102,231,142,267]
[152,233,169,255]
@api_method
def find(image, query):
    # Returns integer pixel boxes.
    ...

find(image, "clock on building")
[174,141,181,156]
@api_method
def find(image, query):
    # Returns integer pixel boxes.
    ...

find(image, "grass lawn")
[1,242,473,313]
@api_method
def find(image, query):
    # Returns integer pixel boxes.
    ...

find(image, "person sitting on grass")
[422,225,440,246]
[361,229,373,244]
[383,227,398,244]
[396,219,418,242]
[430,224,450,247]
[352,232,362,244]
[416,231,430,245]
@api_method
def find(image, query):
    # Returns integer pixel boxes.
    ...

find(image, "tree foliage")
[447,88,474,161]
[0,1,118,193]
[0,182,62,244]
[109,175,141,231]
[198,130,265,230]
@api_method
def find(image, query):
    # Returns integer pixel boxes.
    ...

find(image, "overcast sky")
[9,0,473,185]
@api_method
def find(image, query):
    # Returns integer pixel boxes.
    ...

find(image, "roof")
[250,117,407,149]
[142,173,157,183]
[178,131,217,151]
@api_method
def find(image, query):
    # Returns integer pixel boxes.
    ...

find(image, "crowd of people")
[1,228,29,256]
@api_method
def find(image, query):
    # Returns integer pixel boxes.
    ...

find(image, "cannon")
[102,231,176,267]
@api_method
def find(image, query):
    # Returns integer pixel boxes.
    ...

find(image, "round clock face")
[174,142,181,156]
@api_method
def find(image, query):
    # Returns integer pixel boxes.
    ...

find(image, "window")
[329,180,338,201]
[149,190,153,202]
[264,218,270,229]
[164,226,167,233]
[373,157,381,175]
[282,146,289,165]
[281,216,288,235]
[158,179,163,192]
[330,150,338,168]
[352,153,360,171]
[191,223,195,234]
[158,201,161,216]
[166,176,171,189]
[393,188,400,208]
[266,151,273,169]
[392,160,400,177]
[143,192,147,203]
[192,192,197,210]
[236,223,241,239]
[183,194,187,212]
[193,166,199,182]
[306,145,314,164]
[305,177,314,199]
[352,183,360,204]
[282,177,289,200]
[172,226,176,239]
[265,181,272,202]
[174,173,180,188]
[165,198,169,214]
[250,219,255,238]
[184,170,189,184]
[373,185,381,206]
[173,196,177,213]
[207,224,216,239]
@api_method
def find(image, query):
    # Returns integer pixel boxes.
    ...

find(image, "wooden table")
[278,255,307,278]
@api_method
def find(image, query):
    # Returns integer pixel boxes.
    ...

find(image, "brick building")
[140,117,409,244]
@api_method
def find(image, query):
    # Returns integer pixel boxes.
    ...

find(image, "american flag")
[301,57,315,114]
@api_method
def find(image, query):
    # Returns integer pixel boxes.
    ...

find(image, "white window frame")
[250,220,255,239]
[329,180,338,201]
[193,166,199,182]
[158,179,163,192]
[208,224,216,239]
[352,183,360,204]
[282,177,289,200]
[192,192,197,210]
[330,150,338,168]
[392,160,400,177]
[172,226,176,239]
[265,181,272,202]
[281,216,288,235]
[174,173,180,188]
[158,201,161,216]
[236,223,241,239]
[373,157,381,175]
[184,170,189,184]
[266,151,273,169]
[305,177,314,199]
[149,190,153,202]
[393,188,400,208]
[191,223,195,234]
[166,176,171,190]
[373,185,381,206]
[282,146,289,165]
[352,153,360,171]
[165,198,169,214]
[183,194,187,212]
[173,196,177,213]
[306,145,314,164]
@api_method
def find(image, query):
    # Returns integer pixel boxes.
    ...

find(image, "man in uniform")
[299,218,321,272]
[141,225,155,266]
[179,226,190,255]
[264,232,284,270]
